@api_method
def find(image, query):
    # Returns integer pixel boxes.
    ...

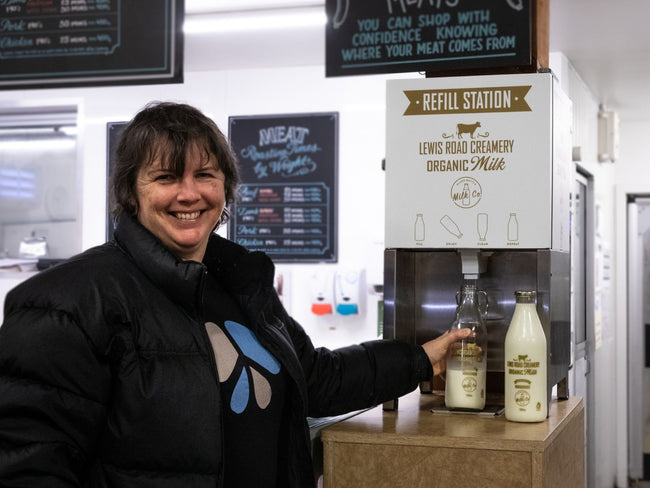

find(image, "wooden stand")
[322,391,583,488]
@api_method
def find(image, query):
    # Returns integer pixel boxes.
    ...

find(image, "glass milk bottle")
[444,282,487,411]
[504,290,547,422]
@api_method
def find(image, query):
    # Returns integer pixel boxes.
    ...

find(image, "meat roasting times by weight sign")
[385,72,570,251]
[228,113,338,263]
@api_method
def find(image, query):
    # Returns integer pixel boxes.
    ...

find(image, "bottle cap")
[514,290,536,303]
[514,290,536,297]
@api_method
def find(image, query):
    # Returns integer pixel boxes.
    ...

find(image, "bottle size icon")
[414,213,425,242]
[440,214,463,239]
[507,213,519,241]
[477,213,488,241]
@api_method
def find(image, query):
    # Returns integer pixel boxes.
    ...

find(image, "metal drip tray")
[430,404,505,417]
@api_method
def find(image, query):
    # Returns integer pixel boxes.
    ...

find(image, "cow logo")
[457,121,481,139]
[443,121,489,139]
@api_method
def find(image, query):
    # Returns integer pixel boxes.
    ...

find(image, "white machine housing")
[385,72,572,252]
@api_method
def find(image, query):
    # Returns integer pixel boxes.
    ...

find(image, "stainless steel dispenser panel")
[384,249,570,401]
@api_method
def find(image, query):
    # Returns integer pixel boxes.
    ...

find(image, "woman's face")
[135,144,226,262]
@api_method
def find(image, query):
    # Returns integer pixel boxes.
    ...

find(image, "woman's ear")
[129,196,139,216]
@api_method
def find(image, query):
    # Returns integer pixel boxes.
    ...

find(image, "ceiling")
[184,0,650,123]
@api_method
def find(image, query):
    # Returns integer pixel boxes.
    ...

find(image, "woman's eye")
[154,174,174,181]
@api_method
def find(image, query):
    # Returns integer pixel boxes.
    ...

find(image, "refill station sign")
[385,72,571,250]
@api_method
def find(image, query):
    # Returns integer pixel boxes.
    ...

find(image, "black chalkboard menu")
[228,113,338,263]
[0,0,183,90]
[326,0,535,77]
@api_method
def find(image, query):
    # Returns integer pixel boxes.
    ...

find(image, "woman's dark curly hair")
[110,101,240,229]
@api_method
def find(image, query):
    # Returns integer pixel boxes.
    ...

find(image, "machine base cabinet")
[321,392,583,488]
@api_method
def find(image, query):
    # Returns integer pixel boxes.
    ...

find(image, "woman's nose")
[177,176,200,201]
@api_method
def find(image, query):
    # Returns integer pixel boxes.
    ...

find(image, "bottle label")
[506,354,540,375]
[461,375,477,393]
[507,354,542,411]
[450,342,484,363]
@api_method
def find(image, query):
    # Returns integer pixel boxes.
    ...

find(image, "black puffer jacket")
[0,214,431,487]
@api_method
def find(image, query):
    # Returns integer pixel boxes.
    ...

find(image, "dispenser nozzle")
[459,250,489,280]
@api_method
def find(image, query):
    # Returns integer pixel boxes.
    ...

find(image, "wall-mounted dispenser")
[334,269,361,315]
[310,270,334,315]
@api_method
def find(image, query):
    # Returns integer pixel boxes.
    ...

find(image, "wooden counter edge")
[321,395,583,453]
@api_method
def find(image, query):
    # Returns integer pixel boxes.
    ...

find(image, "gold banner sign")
[403,86,532,115]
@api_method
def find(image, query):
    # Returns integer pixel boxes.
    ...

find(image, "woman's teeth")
[175,211,200,220]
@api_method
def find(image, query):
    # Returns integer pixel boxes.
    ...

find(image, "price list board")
[0,0,183,89]
[228,113,338,263]
[325,0,540,77]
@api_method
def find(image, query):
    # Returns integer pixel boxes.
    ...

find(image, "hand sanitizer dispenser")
[334,270,361,315]
[310,271,333,315]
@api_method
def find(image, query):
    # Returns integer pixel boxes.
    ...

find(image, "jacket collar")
[114,214,205,313]
[113,213,276,314]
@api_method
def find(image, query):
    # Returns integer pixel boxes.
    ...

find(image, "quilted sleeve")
[0,300,111,487]
[283,307,431,418]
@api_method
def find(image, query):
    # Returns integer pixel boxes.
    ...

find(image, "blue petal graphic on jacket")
[225,321,280,374]
[206,320,281,414]
[231,369,250,414]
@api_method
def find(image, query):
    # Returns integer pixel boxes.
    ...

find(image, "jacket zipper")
[197,267,225,488]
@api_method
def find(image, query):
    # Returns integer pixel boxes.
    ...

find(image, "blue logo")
[205,320,280,414]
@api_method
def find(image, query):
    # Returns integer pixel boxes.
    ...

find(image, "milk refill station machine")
[383,71,573,408]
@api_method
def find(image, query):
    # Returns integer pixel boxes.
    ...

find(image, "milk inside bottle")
[504,290,548,422]
[444,282,487,411]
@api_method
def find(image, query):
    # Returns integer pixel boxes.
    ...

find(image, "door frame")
[574,168,596,487]
[625,195,650,480]
[616,185,650,486]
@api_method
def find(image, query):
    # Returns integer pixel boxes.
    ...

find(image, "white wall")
[551,52,619,487]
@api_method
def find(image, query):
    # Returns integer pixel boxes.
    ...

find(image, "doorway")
[627,196,650,482]
[572,170,596,487]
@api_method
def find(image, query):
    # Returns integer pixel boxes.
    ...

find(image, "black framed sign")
[326,0,535,77]
[0,0,183,89]
[228,113,338,263]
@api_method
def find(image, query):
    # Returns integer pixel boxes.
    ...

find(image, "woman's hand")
[421,328,472,377]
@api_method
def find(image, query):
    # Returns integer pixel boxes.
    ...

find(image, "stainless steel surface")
[384,249,571,404]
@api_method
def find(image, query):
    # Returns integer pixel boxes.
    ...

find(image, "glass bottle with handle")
[444,282,488,411]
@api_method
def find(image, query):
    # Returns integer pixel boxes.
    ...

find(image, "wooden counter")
[321,392,583,488]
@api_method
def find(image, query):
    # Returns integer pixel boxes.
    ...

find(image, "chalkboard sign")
[228,113,338,263]
[326,0,542,77]
[0,0,183,90]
